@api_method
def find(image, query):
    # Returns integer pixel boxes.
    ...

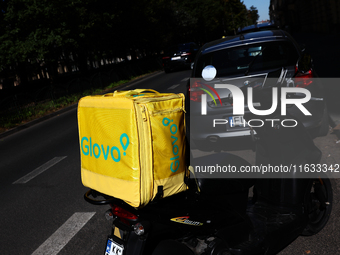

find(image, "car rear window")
[194,41,299,77]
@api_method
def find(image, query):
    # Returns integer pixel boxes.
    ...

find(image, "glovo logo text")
[81,133,129,162]
[162,117,180,173]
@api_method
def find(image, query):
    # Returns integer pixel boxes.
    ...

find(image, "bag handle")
[127,89,160,94]
[115,89,160,97]
[102,89,161,98]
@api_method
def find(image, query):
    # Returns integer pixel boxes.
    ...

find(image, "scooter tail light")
[134,223,145,236]
[110,204,138,220]
[295,65,313,88]
[105,209,114,220]
[189,81,204,102]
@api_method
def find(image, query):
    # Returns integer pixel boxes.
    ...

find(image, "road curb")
[0,71,163,140]
[0,104,79,140]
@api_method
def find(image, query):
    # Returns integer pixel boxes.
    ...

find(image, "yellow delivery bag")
[78,89,187,208]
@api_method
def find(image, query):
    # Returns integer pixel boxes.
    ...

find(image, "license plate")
[105,237,124,255]
[229,116,247,128]
[171,56,181,60]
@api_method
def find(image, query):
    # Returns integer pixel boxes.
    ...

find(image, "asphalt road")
[0,67,339,255]
[0,70,191,255]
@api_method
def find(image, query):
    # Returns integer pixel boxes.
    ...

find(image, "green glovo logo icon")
[162,117,180,173]
[81,133,129,162]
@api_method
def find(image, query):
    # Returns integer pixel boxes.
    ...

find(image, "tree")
[0,0,118,79]
[249,5,259,24]
[0,0,255,89]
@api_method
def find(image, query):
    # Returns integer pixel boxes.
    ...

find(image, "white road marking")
[181,77,189,82]
[13,156,67,184]
[31,212,96,255]
[168,84,180,89]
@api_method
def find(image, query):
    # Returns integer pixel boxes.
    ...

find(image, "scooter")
[84,82,333,255]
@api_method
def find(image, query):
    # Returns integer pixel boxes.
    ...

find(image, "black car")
[237,21,279,34]
[162,42,199,73]
[188,30,329,151]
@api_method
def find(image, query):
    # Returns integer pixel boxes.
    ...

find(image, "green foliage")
[249,5,260,24]
[0,0,116,69]
[0,0,262,133]
[0,74,141,131]
[0,0,261,94]
[0,0,258,70]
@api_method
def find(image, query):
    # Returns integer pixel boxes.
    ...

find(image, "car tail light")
[110,204,138,220]
[162,56,170,60]
[181,52,192,62]
[295,65,313,88]
[189,81,204,102]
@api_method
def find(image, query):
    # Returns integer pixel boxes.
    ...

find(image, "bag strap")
[186,166,201,193]
[153,186,164,201]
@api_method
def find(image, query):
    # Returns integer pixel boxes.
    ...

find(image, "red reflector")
[295,70,313,88]
[189,81,204,102]
[110,204,138,220]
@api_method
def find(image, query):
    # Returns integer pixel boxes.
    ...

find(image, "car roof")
[201,30,291,54]
[237,21,278,34]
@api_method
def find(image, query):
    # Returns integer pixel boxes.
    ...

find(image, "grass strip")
[0,75,144,133]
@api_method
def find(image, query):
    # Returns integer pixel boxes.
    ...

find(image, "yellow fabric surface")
[78,90,187,208]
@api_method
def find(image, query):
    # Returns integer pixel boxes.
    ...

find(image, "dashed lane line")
[13,156,67,184]
[31,212,96,255]
[168,84,180,89]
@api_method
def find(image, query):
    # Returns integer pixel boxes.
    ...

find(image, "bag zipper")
[150,107,185,116]
[136,104,153,206]
[141,106,148,121]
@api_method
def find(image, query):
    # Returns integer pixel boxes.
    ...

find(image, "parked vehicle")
[188,29,329,152]
[162,42,199,73]
[84,87,333,254]
[237,21,279,34]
